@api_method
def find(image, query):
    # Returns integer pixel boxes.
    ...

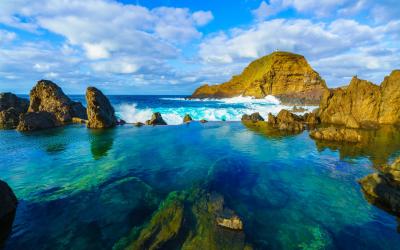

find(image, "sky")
[0,0,399,94]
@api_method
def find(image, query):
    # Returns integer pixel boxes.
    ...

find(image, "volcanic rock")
[268,109,304,132]
[241,112,264,122]
[146,112,167,125]
[309,127,362,143]
[183,114,193,123]
[0,93,29,129]
[17,112,58,131]
[0,180,18,247]
[86,87,117,129]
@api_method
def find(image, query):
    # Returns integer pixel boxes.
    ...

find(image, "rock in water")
[17,112,58,131]
[191,51,327,105]
[28,80,87,123]
[318,70,400,128]
[0,180,18,247]
[268,109,305,132]
[86,87,117,129]
[241,112,264,122]
[359,157,400,215]
[0,93,29,129]
[309,127,362,143]
[183,114,193,123]
[146,112,167,125]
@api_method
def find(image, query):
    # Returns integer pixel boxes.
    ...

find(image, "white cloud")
[0,30,16,44]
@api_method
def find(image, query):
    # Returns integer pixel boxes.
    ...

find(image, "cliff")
[190,51,327,105]
[318,70,400,128]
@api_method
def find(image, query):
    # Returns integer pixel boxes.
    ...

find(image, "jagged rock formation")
[191,52,327,105]
[241,112,264,122]
[318,70,400,128]
[86,87,117,129]
[183,114,193,123]
[146,112,167,125]
[359,157,400,216]
[0,93,29,129]
[28,80,87,123]
[17,112,58,131]
[0,180,18,247]
[268,109,305,132]
[309,127,362,143]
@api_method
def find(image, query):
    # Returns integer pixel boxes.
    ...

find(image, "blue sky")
[0,0,399,94]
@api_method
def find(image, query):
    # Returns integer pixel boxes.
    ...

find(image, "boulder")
[191,51,327,105]
[241,112,264,122]
[86,87,117,129]
[318,70,400,128]
[0,93,29,129]
[268,109,305,132]
[309,127,362,143]
[28,80,87,123]
[17,112,58,131]
[0,180,18,247]
[183,114,193,123]
[359,157,400,215]
[146,112,167,125]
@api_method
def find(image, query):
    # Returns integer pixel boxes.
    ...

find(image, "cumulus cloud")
[0,30,16,44]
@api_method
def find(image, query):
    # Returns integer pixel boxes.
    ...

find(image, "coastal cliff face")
[191,52,327,105]
[318,70,400,128]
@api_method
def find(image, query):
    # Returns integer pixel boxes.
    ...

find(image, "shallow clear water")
[1,122,400,249]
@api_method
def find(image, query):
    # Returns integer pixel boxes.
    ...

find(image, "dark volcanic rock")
[28,80,87,123]
[0,93,29,129]
[241,112,264,122]
[146,112,167,125]
[86,87,117,129]
[17,112,58,131]
[0,180,18,248]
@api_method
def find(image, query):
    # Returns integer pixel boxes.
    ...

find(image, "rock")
[359,157,400,215]
[0,93,29,129]
[17,112,58,131]
[200,119,208,123]
[86,87,117,129]
[0,180,18,247]
[318,70,400,128]
[291,106,307,113]
[216,215,243,230]
[309,127,362,143]
[145,112,167,125]
[71,117,87,124]
[190,51,327,105]
[117,119,126,125]
[133,122,145,127]
[268,109,305,132]
[303,112,320,125]
[183,114,193,123]
[241,112,264,122]
[28,80,87,123]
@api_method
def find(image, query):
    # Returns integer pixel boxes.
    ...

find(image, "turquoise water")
[1,122,400,249]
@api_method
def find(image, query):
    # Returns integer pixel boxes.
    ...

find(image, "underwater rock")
[216,215,243,230]
[309,127,362,143]
[28,80,87,124]
[86,87,117,129]
[183,114,193,123]
[0,180,18,248]
[0,93,29,129]
[17,111,58,131]
[268,109,305,132]
[146,112,167,125]
[359,157,400,215]
[318,70,400,128]
[190,51,327,105]
[241,112,264,122]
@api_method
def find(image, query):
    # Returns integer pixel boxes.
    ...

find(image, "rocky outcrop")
[0,93,29,129]
[183,114,192,123]
[268,109,305,132]
[0,180,18,247]
[309,127,362,143]
[359,157,400,215]
[146,112,167,125]
[241,112,264,122]
[191,51,327,105]
[318,70,400,128]
[28,80,87,124]
[291,106,307,113]
[86,87,117,129]
[200,119,208,123]
[17,112,58,131]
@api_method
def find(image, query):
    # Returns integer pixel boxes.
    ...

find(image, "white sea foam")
[160,95,281,105]
[118,103,153,123]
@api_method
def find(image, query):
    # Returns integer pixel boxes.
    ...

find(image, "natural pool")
[1,122,400,249]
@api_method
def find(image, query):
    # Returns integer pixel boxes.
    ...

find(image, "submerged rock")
[241,112,264,122]
[190,51,327,105]
[86,87,117,129]
[0,93,29,129]
[309,127,362,143]
[183,114,193,123]
[146,112,167,125]
[17,112,58,131]
[28,80,87,123]
[359,157,400,215]
[216,215,243,230]
[0,180,18,247]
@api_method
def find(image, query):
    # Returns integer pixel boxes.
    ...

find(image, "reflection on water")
[1,123,400,249]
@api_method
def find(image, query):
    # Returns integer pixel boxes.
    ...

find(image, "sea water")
[1,96,400,249]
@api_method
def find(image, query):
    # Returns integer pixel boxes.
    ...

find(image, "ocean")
[1,95,400,249]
